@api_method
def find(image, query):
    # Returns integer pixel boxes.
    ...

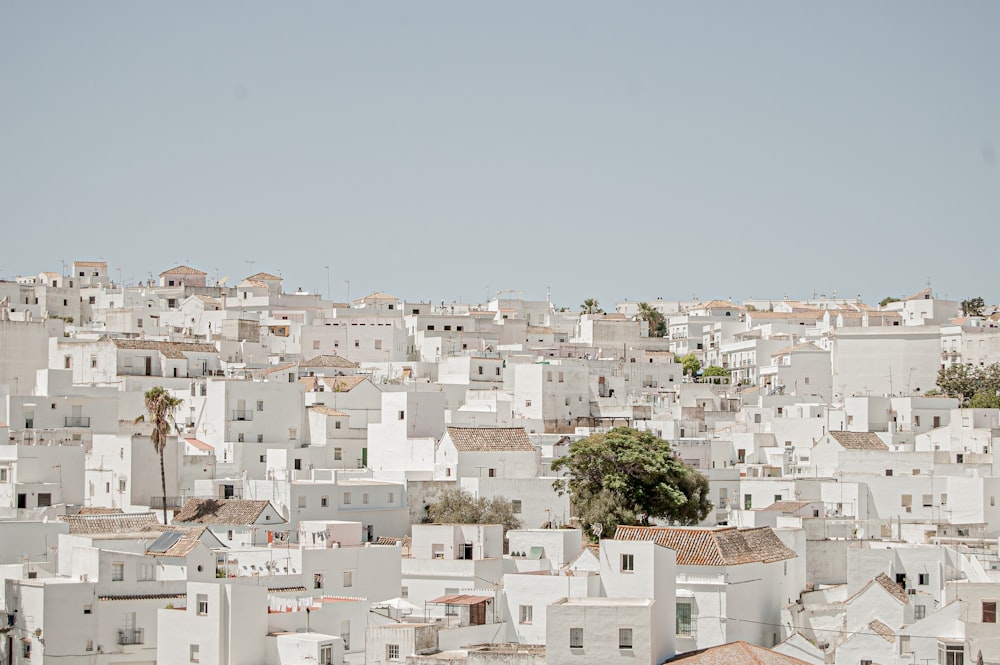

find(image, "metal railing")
[65,416,91,427]
[118,628,143,645]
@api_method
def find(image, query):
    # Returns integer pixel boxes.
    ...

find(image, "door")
[144,356,152,376]
[462,543,473,560]
[17,494,26,509]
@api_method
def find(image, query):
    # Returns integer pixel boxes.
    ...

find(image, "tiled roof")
[904,287,932,301]
[73,261,107,268]
[771,342,824,357]
[526,326,553,334]
[354,291,399,303]
[160,265,206,276]
[240,279,269,288]
[111,338,218,359]
[185,438,215,451]
[61,512,159,534]
[446,427,534,452]
[146,526,212,557]
[246,272,282,282]
[613,526,795,566]
[738,527,797,563]
[308,405,348,417]
[99,593,187,602]
[173,499,279,525]
[848,573,908,605]
[697,300,744,310]
[665,641,813,664]
[868,619,895,643]
[75,507,124,515]
[747,311,825,320]
[300,354,359,369]
[829,431,889,450]
[760,500,812,514]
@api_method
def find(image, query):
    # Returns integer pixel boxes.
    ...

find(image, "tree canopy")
[678,353,701,377]
[636,302,667,338]
[961,297,986,317]
[581,298,602,315]
[426,487,522,533]
[551,427,711,540]
[936,362,1000,407]
[140,386,182,524]
[879,296,901,308]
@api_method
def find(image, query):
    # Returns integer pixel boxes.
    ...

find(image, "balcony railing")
[118,628,144,645]
[64,416,91,427]
[231,410,253,421]
[150,496,185,510]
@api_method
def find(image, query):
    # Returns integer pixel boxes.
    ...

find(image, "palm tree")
[636,302,666,337]
[139,386,182,524]
[581,298,601,315]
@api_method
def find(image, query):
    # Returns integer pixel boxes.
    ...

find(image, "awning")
[185,438,214,451]
[427,594,491,606]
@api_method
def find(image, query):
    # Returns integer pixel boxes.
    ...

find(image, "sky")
[1,2,997,309]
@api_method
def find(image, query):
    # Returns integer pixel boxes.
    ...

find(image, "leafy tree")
[678,353,701,377]
[551,427,711,540]
[426,487,521,534]
[139,387,182,523]
[581,298,602,315]
[701,365,729,383]
[961,297,986,317]
[937,362,1000,407]
[636,302,667,338]
[969,390,1000,409]
[879,296,901,308]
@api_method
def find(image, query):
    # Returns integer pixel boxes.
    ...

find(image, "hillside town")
[2,260,999,665]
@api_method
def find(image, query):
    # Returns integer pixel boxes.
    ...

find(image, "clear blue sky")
[1,2,997,308]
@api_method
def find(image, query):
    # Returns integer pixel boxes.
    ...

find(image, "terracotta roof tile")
[111,338,217,359]
[665,640,813,664]
[613,526,795,566]
[73,261,107,268]
[299,354,359,369]
[829,431,889,450]
[246,272,282,281]
[847,573,908,605]
[309,405,348,417]
[160,265,207,276]
[173,498,281,525]
[446,427,534,452]
[61,512,159,534]
[868,619,896,643]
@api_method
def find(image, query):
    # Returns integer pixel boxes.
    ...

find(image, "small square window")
[343,570,353,587]
[343,492,351,505]
[112,562,124,581]
[984,600,997,623]
[919,573,930,585]
[197,594,208,615]
[512,500,522,513]
[387,644,400,661]
[321,496,328,507]
[621,553,635,572]
[519,605,533,624]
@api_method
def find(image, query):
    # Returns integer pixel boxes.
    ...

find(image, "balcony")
[118,628,144,645]
[150,496,185,510]
[231,410,253,421]
[64,416,91,428]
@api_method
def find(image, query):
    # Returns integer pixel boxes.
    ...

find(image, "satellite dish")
[217,276,229,286]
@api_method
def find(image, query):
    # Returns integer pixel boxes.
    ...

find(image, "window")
[885,469,893,476]
[90,355,97,368]
[190,644,200,663]
[919,573,930,585]
[256,400,264,411]
[519,605,533,624]
[343,571,353,587]
[23,641,31,659]
[313,340,321,350]
[0,468,6,482]
[941,493,948,505]
[398,410,405,420]
[314,573,324,589]
[293,458,302,470]
[37,493,51,507]
[938,643,964,665]
[388,492,394,503]
[386,644,400,661]
[227,530,234,541]
[319,644,332,665]
[64,355,72,368]
[744,494,752,510]
[334,420,342,429]
[488,468,495,477]
[257,434,264,443]
[619,627,633,649]
[676,602,692,635]
[774,494,783,503]
[375,339,382,350]
[496,367,501,376]
[525,400,531,407]
[83,603,93,614]
[569,627,584,649]
[298,496,307,508]
[197,594,208,615]
[333,447,343,460]
[321,495,328,507]
[861,660,873,665]
[984,600,997,623]
[86,640,94,652]
[915,605,926,620]
[343,492,351,505]
[401,586,408,598]
[112,562,124,581]
[512,500,522,513]
[363,493,369,504]
[259,454,266,463]
[934,416,941,427]
[923,494,933,508]
[621,553,635,572]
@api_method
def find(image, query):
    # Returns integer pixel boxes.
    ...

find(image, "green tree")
[551,427,711,540]
[678,353,701,377]
[969,390,1000,409]
[139,387,182,523]
[961,297,986,317]
[937,362,1000,407]
[426,487,522,534]
[581,298,602,315]
[636,302,667,338]
[879,296,901,308]
[701,365,729,383]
